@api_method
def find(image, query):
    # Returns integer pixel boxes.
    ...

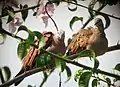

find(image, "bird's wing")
[14,32,54,86]
[21,32,54,70]
[67,28,93,55]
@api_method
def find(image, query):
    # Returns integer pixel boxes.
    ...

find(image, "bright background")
[0,0,120,87]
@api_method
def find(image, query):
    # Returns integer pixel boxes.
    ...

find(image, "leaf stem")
[42,48,120,79]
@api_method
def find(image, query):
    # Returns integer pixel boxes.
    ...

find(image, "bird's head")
[94,18,104,30]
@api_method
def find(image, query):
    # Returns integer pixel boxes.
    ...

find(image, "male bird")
[14,29,66,86]
[67,18,108,59]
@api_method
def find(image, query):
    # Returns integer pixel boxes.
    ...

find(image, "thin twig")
[42,49,120,79]
[0,67,47,87]
[0,45,120,87]
[62,0,120,21]
[0,28,38,48]
[107,44,120,52]
[0,4,40,18]
[59,72,62,87]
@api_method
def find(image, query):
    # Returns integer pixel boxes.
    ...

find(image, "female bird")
[66,18,108,59]
[14,29,66,86]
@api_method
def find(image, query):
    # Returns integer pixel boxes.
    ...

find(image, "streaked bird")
[14,29,66,86]
[66,18,108,59]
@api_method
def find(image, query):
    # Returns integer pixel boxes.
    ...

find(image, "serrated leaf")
[69,16,83,30]
[68,0,77,11]
[78,49,96,58]
[92,79,98,87]
[33,31,45,49]
[64,65,72,83]
[1,66,11,82]
[21,4,28,21]
[78,71,92,87]
[74,69,84,82]
[114,63,120,72]
[17,42,28,59]
[106,77,111,87]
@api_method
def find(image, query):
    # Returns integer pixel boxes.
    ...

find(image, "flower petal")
[14,17,23,26]
[9,22,17,33]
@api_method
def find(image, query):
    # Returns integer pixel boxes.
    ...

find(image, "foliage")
[0,0,120,87]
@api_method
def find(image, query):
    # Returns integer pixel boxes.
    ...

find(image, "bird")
[14,29,66,86]
[66,18,108,59]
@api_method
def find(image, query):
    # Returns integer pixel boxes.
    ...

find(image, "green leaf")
[7,10,15,23]
[17,25,35,44]
[93,58,99,72]
[78,49,96,58]
[21,4,28,21]
[92,79,98,87]
[67,38,72,46]
[17,42,28,59]
[74,69,84,82]
[33,31,45,49]
[0,33,7,45]
[106,77,111,87]
[69,16,83,30]
[0,66,11,82]
[114,63,120,72]
[7,10,14,18]
[17,25,29,32]
[27,85,33,87]
[40,70,54,87]
[78,71,92,87]
[1,8,8,17]
[7,15,13,23]
[36,53,53,68]
[68,0,77,11]
[64,65,72,83]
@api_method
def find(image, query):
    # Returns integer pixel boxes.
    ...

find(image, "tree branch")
[0,28,38,48]
[0,67,47,87]
[0,44,120,87]
[107,44,120,52]
[62,0,120,21]
[0,4,40,18]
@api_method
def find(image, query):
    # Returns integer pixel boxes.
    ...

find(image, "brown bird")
[14,29,66,86]
[66,18,108,59]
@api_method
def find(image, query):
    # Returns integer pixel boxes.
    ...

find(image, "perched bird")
[66,18,108,59]
[14,29,66,86]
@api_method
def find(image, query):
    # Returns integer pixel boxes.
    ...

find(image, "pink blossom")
[9,17,23,33]
[36,1,55,27]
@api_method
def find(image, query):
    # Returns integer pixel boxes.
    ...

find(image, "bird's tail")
[14,68,24,86]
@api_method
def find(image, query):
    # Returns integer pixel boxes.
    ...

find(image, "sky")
[0,0,120,87]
